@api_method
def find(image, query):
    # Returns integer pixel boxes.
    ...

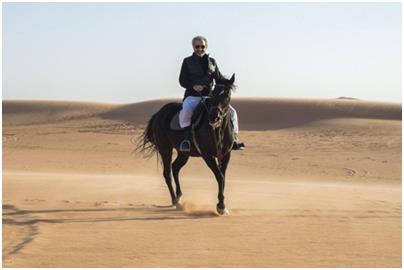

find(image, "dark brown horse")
[137,74,236,215]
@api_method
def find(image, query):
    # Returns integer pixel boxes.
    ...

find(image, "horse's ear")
[230,73,235,84]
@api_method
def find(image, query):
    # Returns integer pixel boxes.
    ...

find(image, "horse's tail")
[135,112,159,158]
[134,102,181,159]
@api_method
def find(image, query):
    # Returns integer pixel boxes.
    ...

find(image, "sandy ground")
[2,98,402,267]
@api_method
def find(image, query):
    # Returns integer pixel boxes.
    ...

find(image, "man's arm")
[179,60,192,89]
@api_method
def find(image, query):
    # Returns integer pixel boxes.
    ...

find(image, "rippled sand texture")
[3,98,401,267]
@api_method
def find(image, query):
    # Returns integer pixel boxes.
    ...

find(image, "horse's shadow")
[3,203,218,258]
[3,203,218,226]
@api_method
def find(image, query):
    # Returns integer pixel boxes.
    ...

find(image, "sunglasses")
[195,45,205,49]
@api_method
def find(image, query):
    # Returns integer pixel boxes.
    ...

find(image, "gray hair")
[192,35,208,46]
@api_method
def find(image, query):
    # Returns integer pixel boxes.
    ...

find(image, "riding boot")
[179,126,192,152]
[232,134,246,150]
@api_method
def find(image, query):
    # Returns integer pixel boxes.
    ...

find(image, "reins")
[194,88,228,160]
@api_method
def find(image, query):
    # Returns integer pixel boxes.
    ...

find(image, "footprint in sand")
[343,168,356,176]
[94,202,103,207]
[94,201,110,207]
[24,199,46,203]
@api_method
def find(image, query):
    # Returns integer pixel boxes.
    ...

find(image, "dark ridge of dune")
[3,98,401,130]
[3,100,114,126]
[100,98,401,130]
[3,100,114,114]
[230,98,401,130]
[337,97,359,100]
[98,98,180,124]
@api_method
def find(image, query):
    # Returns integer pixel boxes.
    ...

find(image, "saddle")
[170,97,209,131]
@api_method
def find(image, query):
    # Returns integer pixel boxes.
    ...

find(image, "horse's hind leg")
[172,153,189,203]
[161,149,177,205]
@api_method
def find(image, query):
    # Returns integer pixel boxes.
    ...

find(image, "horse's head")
[208,73,236,128]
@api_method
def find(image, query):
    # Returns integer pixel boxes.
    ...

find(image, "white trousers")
[179,96,239,134]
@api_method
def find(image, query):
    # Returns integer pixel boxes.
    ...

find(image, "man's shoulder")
[184,54,196,61]
[182,55,194,66]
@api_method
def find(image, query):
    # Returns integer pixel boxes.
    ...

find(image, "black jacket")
[179,53,225,99]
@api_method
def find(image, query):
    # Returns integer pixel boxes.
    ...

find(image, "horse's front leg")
[219,152,231,188]
[202,155,228,215]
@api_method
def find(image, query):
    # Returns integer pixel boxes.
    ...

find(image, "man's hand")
[193,85,205,92]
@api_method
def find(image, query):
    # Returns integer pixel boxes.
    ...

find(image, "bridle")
[209,105,228,129]
[197,84,229,129]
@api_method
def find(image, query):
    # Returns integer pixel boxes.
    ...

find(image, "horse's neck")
[220,113,232,135]
[215,113,232,139]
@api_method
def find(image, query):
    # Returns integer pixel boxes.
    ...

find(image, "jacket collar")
[192,52,209,59]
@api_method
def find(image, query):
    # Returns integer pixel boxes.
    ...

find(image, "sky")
[2,2,402,103]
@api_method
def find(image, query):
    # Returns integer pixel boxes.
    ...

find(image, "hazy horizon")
[3,2,402,103]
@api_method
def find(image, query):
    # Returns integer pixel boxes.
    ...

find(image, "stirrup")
[179,140,191,152]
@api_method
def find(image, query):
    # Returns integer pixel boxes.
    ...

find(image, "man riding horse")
[137,35,243,215]
[178,35,245,152]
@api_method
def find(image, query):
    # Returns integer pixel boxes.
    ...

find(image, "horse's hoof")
[216,207,229,216]
[175,203,183,210]
[177,196,183,204]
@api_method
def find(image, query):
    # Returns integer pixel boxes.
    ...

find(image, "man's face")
[193,39,207,56]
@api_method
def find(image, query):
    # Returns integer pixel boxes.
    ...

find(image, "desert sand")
[3,97,402,267]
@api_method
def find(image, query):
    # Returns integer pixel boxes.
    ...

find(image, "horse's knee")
[171,168,179,177]
[215,172,225,181]
[163,170,171,181]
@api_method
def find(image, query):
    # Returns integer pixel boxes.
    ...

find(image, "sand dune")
[3,98,402,267]
[3,100,114,126]
[4,97,401,128]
